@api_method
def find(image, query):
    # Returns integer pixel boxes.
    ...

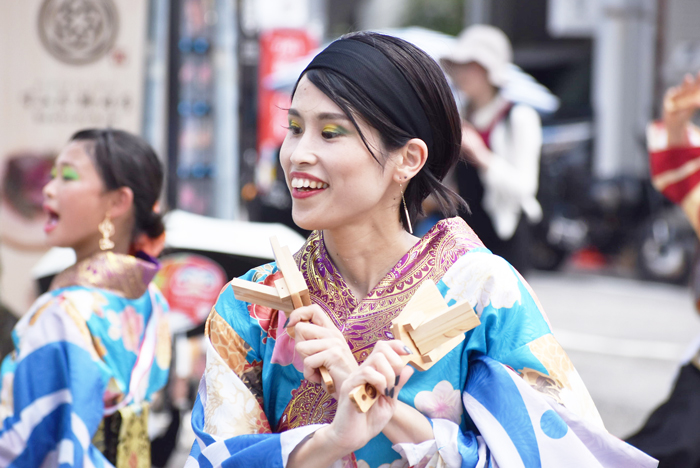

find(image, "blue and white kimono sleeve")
[0,284,170,468]
[396,250,657,468]
[0,294,110,467]
[185,265,321,468]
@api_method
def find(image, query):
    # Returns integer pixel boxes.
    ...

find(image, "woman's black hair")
[293,31,467,230]
[69,128,165,242]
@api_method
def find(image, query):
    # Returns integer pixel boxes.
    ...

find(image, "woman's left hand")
[320,340,414,454]
[286,341,414,467]
[289,305,358,397]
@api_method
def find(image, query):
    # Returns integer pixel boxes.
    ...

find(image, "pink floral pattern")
[120,306,145,352]
[340,453,370,468]
[106,306,145,353]
[270,311,304,371]
[414,380,463,424]
[246,271,283,342]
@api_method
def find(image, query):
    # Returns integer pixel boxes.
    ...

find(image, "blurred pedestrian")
[186,31,654,468]
[441,25,542,274]
[627,72,700,467]
[0,129,171,467]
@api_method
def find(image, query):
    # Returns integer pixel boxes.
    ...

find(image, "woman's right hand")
[664,71,700,147]
[289,305,359,397]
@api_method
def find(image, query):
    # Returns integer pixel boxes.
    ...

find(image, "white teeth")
[291,177,328,189]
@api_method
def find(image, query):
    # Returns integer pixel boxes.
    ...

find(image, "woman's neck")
[73,233,131,264]
[322,221,418,301]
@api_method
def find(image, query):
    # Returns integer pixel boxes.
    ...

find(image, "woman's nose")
[287,133,319,167]
[42,178,56,199]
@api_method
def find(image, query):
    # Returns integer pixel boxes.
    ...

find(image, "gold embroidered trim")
[297,218,482,362]
[277,217,483,428]
[50,252,158,299]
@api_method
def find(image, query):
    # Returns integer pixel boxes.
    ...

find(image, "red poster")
[257,29,317,169]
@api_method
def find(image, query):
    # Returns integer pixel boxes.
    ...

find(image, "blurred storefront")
[0,0,149,315]
[0,0,323,315]
[159,0,322,225]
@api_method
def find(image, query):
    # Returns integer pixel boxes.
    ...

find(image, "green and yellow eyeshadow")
[321,124,349,138]
[51,166,80,181]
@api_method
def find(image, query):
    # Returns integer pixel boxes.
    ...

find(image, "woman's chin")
[44,233,72,251]
[291,212,321,232]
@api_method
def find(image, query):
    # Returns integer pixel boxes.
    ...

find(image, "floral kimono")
[187,218,656,468]
[0,251,171,468]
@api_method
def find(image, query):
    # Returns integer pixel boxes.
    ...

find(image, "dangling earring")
[400,184,413,234]
[98,213,115,250]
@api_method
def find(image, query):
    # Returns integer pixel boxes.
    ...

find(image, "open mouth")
[44,206,59,232]
[291,177,329,192]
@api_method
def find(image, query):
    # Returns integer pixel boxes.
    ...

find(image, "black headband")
[300,38,434,154]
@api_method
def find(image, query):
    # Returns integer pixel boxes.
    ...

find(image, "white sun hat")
[440,24,513,87]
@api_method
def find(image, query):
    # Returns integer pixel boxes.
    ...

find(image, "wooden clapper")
[230,237,335,393]
[347,279,481,412]
[229,237,481,411]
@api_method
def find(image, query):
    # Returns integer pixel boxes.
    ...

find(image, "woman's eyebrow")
[317,112,350,121]
[287,108,349,121]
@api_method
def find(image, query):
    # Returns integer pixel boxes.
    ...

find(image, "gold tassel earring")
[400,184,413,234]
[98,213,115,250]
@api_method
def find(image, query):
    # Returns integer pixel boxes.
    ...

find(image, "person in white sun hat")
[441,24,543,275]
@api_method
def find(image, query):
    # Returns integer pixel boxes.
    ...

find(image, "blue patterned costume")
[186,218,655,467]
[0,252,171,467]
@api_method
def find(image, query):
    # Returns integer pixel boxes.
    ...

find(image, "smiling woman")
[187,32,655,468]
[0,129,171,467]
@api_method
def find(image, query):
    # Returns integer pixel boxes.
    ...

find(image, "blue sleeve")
[448,254,552,373]
[186,264,288,467]
[187,391,283,468]
[0,304,109,468]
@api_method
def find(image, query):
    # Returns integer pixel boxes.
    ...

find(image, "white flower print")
[441,252,520,315]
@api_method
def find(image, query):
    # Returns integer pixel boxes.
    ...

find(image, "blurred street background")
[2,0,700,466]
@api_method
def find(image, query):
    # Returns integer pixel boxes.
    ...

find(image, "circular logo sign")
[153,253,228,331]
[38,0,119,66]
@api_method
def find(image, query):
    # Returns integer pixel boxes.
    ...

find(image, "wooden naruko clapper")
[230,236,336,393]
[348,279,481,412]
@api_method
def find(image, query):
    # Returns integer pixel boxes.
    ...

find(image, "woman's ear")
[394,138,428,183]
[108,187,134,219]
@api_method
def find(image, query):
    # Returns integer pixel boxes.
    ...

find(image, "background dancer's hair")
[70,128,165,243]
